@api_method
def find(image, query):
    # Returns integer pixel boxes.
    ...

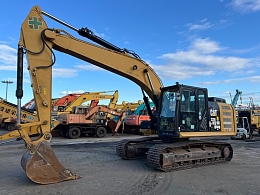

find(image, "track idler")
[21,141,80,184]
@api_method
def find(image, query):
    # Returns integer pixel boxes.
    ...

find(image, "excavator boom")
[17,6,162,184]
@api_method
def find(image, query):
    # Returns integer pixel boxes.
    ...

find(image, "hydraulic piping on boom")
[14,6,236,185]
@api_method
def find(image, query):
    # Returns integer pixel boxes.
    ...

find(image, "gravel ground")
[0,129,260,195]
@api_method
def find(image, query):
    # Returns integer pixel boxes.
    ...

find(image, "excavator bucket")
[21,141,80,184]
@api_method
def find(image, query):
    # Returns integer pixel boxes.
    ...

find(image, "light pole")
[1,80,13,101]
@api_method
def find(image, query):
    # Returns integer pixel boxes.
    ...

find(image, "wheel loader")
[10,5,236,184]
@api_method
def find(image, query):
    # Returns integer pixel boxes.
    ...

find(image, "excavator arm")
[85,105,125,119]
[84,105,126,132]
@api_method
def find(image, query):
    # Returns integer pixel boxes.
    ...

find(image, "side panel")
[179,102,236,138]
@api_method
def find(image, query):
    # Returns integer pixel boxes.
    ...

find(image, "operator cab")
[157,83,209,139]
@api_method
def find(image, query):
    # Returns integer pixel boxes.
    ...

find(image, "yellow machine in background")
[11,6,236,185]
[51,90,119,119]
[0,99,59,141]
[0,99,37,129]
[237,109,260,133]
[116,100,143,113]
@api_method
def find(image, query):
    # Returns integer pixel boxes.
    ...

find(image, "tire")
[7,124,16,131]
[242,134,246,140]
[68,127,81,139]
[95,126,107,138]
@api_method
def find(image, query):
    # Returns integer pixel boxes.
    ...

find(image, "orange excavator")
[22,98,35,110]
[51,90,119,119]
[11,6,236,184]
[52,93,81,111]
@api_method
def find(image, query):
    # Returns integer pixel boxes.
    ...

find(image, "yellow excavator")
[0,98,59,142]
[116,100,143,112]
[12,6,236,184]
[51,90,119,119]
[0,99,37,130]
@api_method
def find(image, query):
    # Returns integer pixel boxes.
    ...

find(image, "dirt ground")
[0,129,260,195]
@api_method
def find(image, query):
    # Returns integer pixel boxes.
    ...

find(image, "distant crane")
[249,96,255,109]
[229,92,232,104]
[231,89,242,107]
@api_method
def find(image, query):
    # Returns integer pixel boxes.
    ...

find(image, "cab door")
[179,87,208,132]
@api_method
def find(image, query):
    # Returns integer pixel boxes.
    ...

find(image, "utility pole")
[1,80,13,101]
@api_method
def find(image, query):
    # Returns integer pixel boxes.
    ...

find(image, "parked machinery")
[231,117,253,140]
[58,105,126,138]
[51,93,81,112]
[124,101,155,134]
[229,89,260,134]
[11,6,236,184]
[115,100,143,112]
[0,99,36,130]
[51,90,119,120]
[237,109,260,134]
[112,100,143,131]
[0,99,59,141]
[57,91,121,139]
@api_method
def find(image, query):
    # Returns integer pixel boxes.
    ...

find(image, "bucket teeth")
[21,141,80,184]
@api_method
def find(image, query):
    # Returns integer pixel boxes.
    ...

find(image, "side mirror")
[176,92,181,100]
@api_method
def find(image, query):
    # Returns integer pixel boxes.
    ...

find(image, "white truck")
[231,117,253,140]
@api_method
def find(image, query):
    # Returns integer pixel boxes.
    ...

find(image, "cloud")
[59,90,84,95]
[0,65,16,71]
[0,43,80,79]
[74,64,105,71]
[229,0,260,13]
[202,75,260,85]
[161,51,250,71]
[189,38,223,54]
[0,43,29,74]
[0,44,17,70]
[151,63,215,80]
[52,68,78,78]
[152,38,254,80]
[186,18,213,31]
[185,19,227,32]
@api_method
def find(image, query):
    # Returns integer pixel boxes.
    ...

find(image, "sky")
[0,0,260,107]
